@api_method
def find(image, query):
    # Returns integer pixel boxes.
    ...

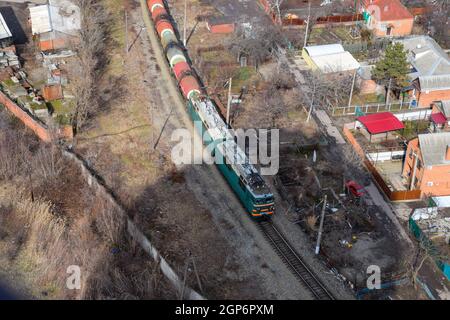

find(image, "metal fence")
[331,101,414,116]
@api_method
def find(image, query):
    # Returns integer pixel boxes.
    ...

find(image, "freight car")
[146,0,274,218]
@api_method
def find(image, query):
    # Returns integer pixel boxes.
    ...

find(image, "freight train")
[146,0,274,218]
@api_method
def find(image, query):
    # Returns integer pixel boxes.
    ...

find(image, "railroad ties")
[257,221,334,300]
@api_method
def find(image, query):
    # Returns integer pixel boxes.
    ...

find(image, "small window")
[417,160,422,170]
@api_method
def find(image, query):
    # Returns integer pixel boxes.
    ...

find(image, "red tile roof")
[362,0,413,21]
[357,112,405,134]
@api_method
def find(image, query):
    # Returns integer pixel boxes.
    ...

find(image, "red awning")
[431,112,447,125]
[357,112,405,134]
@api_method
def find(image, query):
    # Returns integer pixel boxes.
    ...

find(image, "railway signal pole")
[315,194,327,255]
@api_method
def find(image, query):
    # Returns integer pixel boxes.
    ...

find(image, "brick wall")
[372,18,414,37]
[0,90,73,142]
[417,89,450,108]
[403,137,450,197]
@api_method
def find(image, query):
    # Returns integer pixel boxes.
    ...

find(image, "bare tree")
[228,24,286,70]
[71,0,109,133]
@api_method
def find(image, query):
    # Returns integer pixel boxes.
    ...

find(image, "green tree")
[372,43,410,91]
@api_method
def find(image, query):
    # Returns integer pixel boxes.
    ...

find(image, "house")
[29,0,80,52]
[360,0,414,37]
[402,132,450,196]
[206,17,235,34]
[430,100,450,132]
[302,44,360,74]
[397,36,450,108]
[355,111,404,142]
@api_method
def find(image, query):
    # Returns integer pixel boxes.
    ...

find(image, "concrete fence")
[367,150,405,163]
[393,108,432,121]
[62,149,205,300]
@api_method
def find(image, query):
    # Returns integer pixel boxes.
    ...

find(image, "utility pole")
[125,11,128,54]
[306,83,315,123]
[226,77,232,128]
[347,69,357,108]
[386,78,392,106]
[315,194,327,255]
[183,0,187,47]
[410,152,418,191]
[303,2,311,48]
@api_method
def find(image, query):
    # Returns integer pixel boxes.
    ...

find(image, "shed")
[42,84,63,101]
[356,112,404,141]
[302,44,360,74]
[206,16,235,34]
[0,13,13,48]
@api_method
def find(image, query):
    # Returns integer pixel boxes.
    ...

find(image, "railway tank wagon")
[146,0,274,218]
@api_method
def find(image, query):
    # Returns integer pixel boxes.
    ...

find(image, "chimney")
[446,145,450,161]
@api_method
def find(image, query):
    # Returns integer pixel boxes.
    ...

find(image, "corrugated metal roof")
[29,5,52,35]
[312,51,360,73]
[442,100,450,118]
[0,13,12,40]
[418,132,450,166]
[419,75,450,91]
[29,0,80,36]
[304,44,345,57]
[397,36,450,79]
[357,112,405,134]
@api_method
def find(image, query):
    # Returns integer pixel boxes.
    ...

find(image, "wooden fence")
[343,126,421,201]
[258,0,363,27]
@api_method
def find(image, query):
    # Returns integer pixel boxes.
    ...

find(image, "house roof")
[418,132,450,166]
[396,36,450,80]
[362,0,413,21]
[304,43,360,73]
[29,0,80,36]
[304,44,345,57]
[0,13,12,40]
[311,51,360,73]
[441,100,450,118]
[207,16,234,26]
[419,75,450,92]
[357,112,405,134]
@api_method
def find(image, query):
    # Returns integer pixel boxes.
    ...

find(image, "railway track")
[258,221,335,300]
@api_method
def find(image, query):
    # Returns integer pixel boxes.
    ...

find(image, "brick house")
[360,0,414,37]
[397,36,450,108]
[29,0,80,52]
[430,100,450,132]
[402,132,450,197]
